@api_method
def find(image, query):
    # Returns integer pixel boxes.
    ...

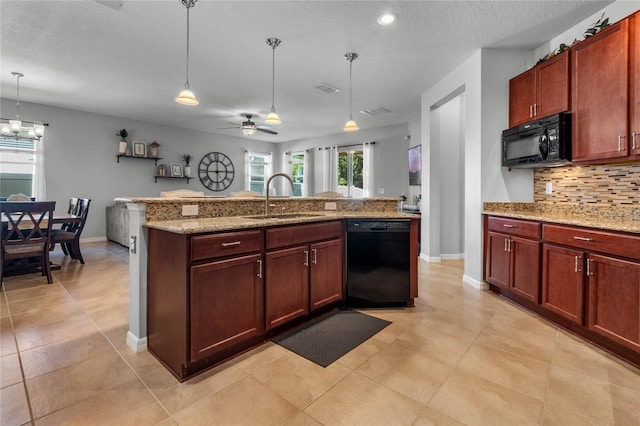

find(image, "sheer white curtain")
[33,138,46,200]
[362,141,375,197]
[302,150,310,196]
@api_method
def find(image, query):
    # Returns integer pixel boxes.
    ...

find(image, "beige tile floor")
[1,241,639,426]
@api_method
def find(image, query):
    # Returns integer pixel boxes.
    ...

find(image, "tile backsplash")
[534,163,640,205]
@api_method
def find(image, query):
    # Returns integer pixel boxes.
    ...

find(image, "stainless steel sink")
[244,213,324,220]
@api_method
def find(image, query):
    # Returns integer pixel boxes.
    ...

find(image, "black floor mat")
[272,309,391,367]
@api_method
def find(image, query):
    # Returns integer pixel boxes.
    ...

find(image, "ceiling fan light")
[175,87,199,106]
[265,111,281,125]
[242,128,256,136]
[343,119,359,132]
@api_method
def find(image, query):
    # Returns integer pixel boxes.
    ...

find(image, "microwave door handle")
[539,131,549,160]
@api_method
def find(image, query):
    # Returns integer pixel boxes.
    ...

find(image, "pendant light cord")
[348,60,353,120]
[271,45,276,109]
[185,3,191,88]
[14,73,22,120]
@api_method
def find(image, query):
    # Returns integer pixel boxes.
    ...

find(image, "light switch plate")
[324,202,337,210]
[182,204,199,216]
[545,183,553,194]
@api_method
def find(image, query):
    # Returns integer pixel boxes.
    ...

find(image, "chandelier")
[1,72,46,141]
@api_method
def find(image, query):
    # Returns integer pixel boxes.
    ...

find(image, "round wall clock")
[198,152,235,191]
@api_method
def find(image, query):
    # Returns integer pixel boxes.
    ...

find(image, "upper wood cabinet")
[571,19,630,163]
[630,11,640,159]
[509,51,570,128]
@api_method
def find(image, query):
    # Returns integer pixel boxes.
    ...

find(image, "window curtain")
[33,138,46,200]
[362,141,375,197]
[244,151,250,191]
[302,149,310,196]
[330,146,338,191]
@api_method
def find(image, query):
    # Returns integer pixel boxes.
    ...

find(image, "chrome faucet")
[265,172,295,216]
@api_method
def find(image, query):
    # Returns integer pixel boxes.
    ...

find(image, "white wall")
[0,98,277,240]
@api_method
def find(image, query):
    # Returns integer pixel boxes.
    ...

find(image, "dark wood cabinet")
[265,246,310,330]
[541,243,585,324]
[485,217,541,303]
[572,20,630,163]
[310,238,343,311]
[587,254,640,352]
[265,221,344,330]
[631,11,640,159]
[190,254,263,362]
[509,51,569,128]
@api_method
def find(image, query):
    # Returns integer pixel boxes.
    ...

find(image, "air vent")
[314,83,340,94]
[360,107,392,116]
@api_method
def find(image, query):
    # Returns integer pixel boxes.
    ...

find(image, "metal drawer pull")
[221,241,241,247]
[502,224,515,228]
[573,236,593,242]
[304,250,309,266]
[574,255,581,273]
[618,135,625,151]
[312,248,317,264]
[257,259,263,278]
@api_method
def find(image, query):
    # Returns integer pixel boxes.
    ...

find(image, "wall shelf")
[154,175,191,184]
[116,154,162,165]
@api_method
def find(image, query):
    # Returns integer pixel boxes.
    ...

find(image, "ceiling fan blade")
[256,128,278,135]
[217,126,241,130]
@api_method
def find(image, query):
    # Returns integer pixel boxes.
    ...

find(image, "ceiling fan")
[218,114,278,136]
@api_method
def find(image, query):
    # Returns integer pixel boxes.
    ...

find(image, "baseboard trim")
[441,253,465,260]
[463,274,488,290]
[126,331,148,353]
[420,254,441,262]
[80,236,108,243]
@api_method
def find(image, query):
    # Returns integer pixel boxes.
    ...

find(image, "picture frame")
[170,163,183,177]
[132,141,146,157]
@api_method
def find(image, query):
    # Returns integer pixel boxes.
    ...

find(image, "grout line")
[539,328,560,426]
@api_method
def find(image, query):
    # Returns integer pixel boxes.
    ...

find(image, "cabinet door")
[509,68,536,127]
[190,254,263,362]
[536,51,570,119]
[310,238,343,311]
[265,245,309,330]
[631,12,640,158]
[542,244,585,324]
[486,231,510,290]
[572,20,629,162]
[510,236,540,303]
[587,254,640,352]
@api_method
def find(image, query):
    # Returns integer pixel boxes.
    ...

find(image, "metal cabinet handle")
[502,224,515,228]
[529,105,533,118]
[507,239,512,252]
[586,258,593,276]
[504,239,508,252]
[633,132,639,150]
[257,259,263,278]
[618,135,625,151]
[534,103,537,117]
[312,248,317,264]
[573,236,593,242]
[221,241,241,247]
[574,255,582,273]
[304,250,309,266]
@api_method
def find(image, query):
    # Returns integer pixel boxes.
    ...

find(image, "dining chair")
[1,201,56,284]
[50,198,91,264]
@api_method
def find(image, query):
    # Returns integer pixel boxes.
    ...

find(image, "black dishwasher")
[346,219,410,307]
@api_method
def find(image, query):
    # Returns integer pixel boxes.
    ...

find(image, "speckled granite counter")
[483,202,640,234]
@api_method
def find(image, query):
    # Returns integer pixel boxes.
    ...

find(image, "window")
[245,151,272,194]
[337,148,364,197]
[290,151,305,196]
[0,138,36,197]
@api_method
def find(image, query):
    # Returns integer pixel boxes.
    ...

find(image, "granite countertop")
[145,211,419,234]
[483,202,640,234]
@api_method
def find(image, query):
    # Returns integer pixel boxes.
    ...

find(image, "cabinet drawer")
[191,230,263,261]
[266,220,343,250]
[488,216,540,239]
[543,224,640,260]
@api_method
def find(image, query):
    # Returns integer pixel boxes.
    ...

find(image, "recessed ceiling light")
[377,13,396,25]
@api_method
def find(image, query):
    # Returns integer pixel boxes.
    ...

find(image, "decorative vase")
[119,139,127,154]
[184,165,191,177]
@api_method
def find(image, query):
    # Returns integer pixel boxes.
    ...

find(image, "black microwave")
[502,112,571,168]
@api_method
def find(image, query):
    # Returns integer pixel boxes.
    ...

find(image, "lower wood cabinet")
[190,253,263,362]
[309,238,343,311]
[484,215,640,367]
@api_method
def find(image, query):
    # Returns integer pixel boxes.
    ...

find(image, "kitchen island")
[121,195,419,380]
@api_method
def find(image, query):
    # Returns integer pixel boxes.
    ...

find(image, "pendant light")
[175,0,199,106]
[0,72,45,141]
[343,52,359,132]
[265,38,282,125]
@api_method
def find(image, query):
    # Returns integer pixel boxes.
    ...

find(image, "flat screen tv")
[408,144,422,186]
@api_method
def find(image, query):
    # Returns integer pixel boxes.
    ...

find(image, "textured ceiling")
[0,0,612,142]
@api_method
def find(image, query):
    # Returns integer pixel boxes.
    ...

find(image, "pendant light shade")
[265,38,282,125]
[343,52,359,132]
[175,0,199,106]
